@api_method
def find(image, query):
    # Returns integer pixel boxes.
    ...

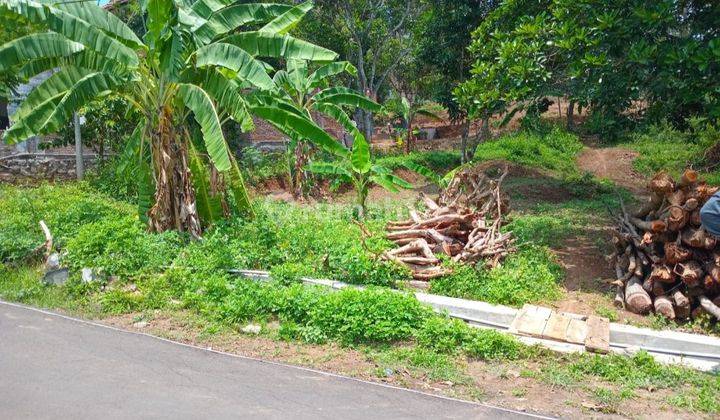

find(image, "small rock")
[45,253,61,270]
[81,268,95,283]
[43,268,69,285]
[241,324,262,335]
[133,321,148,329]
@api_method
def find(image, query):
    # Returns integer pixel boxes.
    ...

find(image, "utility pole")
[73,112,84,180]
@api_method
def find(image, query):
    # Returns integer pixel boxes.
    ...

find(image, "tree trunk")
[293,141,307,199]
[567,101,575,131]
[481,116,490,140]
[363,108,374,143]
[460,119,470,163]
[405,118,413,154]
[148,110,202,239]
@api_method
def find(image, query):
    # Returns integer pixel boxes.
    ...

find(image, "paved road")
[0,301,545,420]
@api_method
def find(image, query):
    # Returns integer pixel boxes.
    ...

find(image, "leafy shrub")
[269,262,312,285]
[86,159,139,203]
[462,328,520,360]
[430,246,563,306]
[473,128,583,175]
[376,151,461,173]
[64,216,182,278]
[623,121,720,183]
[307,287,431,345]
[416,316,520,360]
[0,184,132,263]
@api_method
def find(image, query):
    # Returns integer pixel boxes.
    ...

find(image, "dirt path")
[577,146,646,194]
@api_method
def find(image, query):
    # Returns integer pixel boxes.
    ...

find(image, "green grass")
[620,121,720,184]
[375,150,461,174]
[473,127,584,176]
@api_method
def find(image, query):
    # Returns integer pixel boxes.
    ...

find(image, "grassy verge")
[0,264,717,415]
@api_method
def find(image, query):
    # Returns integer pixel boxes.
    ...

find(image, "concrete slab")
[565,319,588,345]
[585,316,610,354]
[542,312,571,342]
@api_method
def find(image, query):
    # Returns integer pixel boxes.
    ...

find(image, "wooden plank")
[585,315,610,354]
[542,312,572,342]
[566,318,588,344]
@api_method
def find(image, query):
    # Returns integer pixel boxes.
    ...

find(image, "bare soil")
[577,147,646,195]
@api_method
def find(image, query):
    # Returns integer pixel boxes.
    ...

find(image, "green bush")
[307,287,431,345]
[430,246,563,306]
[415,316,473,353]
[473,128,583,175]
[375,151,461,173]
[415,316,520,360]
[0,184,132,263]
[64,216,182,278]
[622,121,720,183]
[462,328,520,360]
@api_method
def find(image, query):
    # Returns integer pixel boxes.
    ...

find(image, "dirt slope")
[577,147,646,194]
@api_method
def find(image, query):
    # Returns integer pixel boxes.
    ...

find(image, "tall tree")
[0,0,342,237]
[457,0,720,139]
[414,0,500,161]
[310,0,422,141]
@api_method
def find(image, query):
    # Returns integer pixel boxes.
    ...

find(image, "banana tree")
[0,0,339,237]
[384,93,443,153]
[266,59,381,197]
[306,134,411,218]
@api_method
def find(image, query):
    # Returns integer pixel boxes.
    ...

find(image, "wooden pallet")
[508,305,609,353]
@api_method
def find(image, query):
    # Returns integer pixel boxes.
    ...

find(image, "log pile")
[383,164,515,280]
[611,169,720,320]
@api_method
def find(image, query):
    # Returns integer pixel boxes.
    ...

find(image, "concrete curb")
[230,269,720,371]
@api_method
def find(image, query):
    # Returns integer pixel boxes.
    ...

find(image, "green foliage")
[0,184,131,264]
[430,246,563,307]
[457,0,720,137]
[415,315,520,360]
[621,121,720,183]
[64,216,182,279]
[414,0,496,119]
[47,96,140,156]
[0,0,337,229]
[239,148,291,187]
[307,135,413,216]
[307,287,430,345]
[473,128,583,175]
[375,150,461,173]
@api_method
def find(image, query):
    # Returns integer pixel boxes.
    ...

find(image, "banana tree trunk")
[405,118,413,154]
[293,140,308,199]
[148,110,202,239]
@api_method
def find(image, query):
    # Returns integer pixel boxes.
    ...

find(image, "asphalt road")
[0,301,546,420]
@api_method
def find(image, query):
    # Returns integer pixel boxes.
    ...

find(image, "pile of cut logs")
[611,169,720,320]
[383,164,515,280]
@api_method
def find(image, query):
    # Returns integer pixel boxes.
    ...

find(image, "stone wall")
[0,154,96,183]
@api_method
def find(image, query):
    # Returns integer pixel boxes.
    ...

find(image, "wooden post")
[73,112,84,180]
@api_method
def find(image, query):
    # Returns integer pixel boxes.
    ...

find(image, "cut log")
[625,276,653,314]
[653,295,675,319]
[674,260,704,287]
[648,264,674,284]
[678,169,699,188]
[698,295,720,320]
[630,217,667,233]
[664,242,692,265]
[681,227,708,248]
[672,290,691,319]
[649,172,675,194]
